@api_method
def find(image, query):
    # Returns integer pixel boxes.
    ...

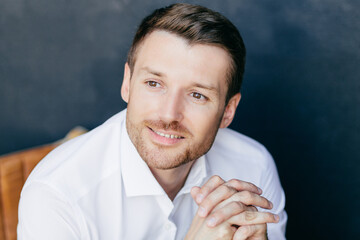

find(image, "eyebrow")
[139,66,165,77]
[192,83,218,94]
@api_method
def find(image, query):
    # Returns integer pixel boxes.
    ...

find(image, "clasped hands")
[185,176,279,240]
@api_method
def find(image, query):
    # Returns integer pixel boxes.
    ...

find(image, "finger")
[225,179,262,195]
[190,186,201,200]
[207,203,259,228]
[228,211,280,226]
[233,224,267,240]
[215,190,273,211]
[206,201,246,227]
[197,183,237,217]
[195,175,225,204]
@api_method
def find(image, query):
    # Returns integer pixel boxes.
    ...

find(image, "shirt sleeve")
[259,149,288,240]
[17,182,83,240]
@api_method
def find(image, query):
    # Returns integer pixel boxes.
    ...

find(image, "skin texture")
[121,30,277,239]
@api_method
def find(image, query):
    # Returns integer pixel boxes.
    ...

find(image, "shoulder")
[209,127,271,167]
[206,128,274,183]
[23,110,126,202]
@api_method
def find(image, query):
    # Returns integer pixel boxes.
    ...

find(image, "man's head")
[121,3,246,170]
[127,3,246,103]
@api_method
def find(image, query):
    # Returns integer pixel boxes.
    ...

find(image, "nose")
[158,91,184,123]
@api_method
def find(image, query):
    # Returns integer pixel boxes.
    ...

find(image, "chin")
[140,149,194,170]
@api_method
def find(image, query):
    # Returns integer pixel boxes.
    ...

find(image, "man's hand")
[185,203,270,240]
[185,176,279,240]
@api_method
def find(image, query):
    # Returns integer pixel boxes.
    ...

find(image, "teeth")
[154,130,182,139]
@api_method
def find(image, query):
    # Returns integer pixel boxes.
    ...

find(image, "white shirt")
[18,110,287,240]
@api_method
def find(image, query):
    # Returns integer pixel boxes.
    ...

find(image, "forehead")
[133,31,231,92]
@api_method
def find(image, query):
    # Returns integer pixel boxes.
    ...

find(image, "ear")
[121,63,131,103]
[219,93,241,128]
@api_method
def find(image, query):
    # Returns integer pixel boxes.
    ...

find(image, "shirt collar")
[120,113,209,198]
[120,120,165,197]
[176,155,208,197]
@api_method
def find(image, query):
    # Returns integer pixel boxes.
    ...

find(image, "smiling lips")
[148,127,185,146]
[153,129,183,139]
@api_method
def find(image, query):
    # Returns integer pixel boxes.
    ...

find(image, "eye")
[191,92,207,101]
[146,81,160,88]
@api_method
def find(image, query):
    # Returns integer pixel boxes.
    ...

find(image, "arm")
[18,182,82,240]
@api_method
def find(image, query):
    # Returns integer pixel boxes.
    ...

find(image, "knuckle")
[218,184,236,195]
[226,179,260,195]
[243,180,257,190]
[228,179,250,191]
[240,190,253,201]
[209,211,220,219]
[209,211,224,224]
[229,192,241,202]
[234,201,245,211]
[211,175,224,184]
[199,195,212,206]
[217,184,229,193]
[227,178,240,186]
[245,181,256,189]
[244,211,256,222]
[248,205,258,212]
[199,186,210,196]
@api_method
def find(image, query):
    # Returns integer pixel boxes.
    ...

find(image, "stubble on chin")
[125,114,219,170]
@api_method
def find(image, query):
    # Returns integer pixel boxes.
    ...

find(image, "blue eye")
[147,81,160,87]
[191,92,206,100]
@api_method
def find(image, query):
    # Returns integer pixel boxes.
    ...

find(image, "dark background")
[1,0,359,239]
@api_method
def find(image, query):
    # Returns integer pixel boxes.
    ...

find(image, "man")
[18,3,287,239]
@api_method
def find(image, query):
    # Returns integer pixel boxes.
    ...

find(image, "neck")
[150,161,195,201]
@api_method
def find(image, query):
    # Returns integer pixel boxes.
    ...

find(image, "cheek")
[127,90,162,120]
[184,107,221,137]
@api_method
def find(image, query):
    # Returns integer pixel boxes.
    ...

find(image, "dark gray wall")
[1,0,359,239]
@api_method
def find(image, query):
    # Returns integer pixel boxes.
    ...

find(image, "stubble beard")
[125,113,221,170]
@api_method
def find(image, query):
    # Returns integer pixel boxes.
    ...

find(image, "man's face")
[122,31,240,170]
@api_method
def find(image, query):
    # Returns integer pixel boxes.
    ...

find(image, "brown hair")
[127,3,246,103]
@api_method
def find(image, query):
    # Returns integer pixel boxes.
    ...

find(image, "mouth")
[152,129,184,139]
[147,126,186,146]
[150,128,185,139]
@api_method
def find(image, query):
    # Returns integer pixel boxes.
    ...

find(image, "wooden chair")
[0,127,87,240]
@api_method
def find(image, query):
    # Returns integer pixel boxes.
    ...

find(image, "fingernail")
[196,194,204,203]
[274,214,279,222]
[269,201,273,209]
[198,207,206,217]
[257,187,262,194]
[207,217,217,227]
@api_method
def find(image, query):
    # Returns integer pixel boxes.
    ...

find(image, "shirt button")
[164,223,171,230]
